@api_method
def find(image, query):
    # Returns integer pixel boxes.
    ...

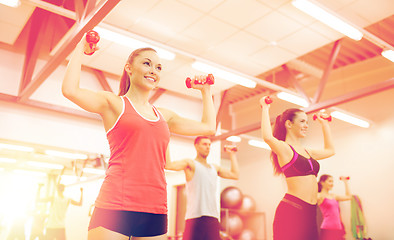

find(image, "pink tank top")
[319,198,344,230]
[95,96,170,214]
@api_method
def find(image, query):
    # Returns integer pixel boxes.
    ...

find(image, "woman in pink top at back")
[318,174,352,240]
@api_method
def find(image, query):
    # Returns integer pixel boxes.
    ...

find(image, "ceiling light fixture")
[94,26,176,60]
[331,111,370,128]
[191,61,257,88]
[0,157,17,163]
[83,168,106,175]
[0,0,20,8]
[45,150,88,160]
[381,49,394,62]
[0,143,34,152]
[277,92,309,107]
[292,0,363,41]
[13,169,47,177]
[226,136,241,143]
[26,161,64,170]
[248,140,271,150]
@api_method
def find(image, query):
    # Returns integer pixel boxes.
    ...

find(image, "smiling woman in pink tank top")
[318,174,352,240]
[62,34,216,240]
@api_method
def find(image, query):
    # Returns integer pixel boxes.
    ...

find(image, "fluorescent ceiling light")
[94,26,175,60]
[45,150,88,160]
[292,0,363,41]
[226,136,241,143]
[13,170,47,177]
[83,168,106,175]
[60,175,87,184]
[248,140,271,150]
[191,61,257,88]
[0,143,34,152]
[381,49,394,62]
[0,0,20,7]
[0,157,17,163]
[277,92,309,107]
[26,161,64,170]
[331,111,370,128]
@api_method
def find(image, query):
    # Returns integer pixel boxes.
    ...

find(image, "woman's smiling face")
[127,50,162,91]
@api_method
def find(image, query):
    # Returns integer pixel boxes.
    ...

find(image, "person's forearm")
[261,105,274,142]
[229,153,240,179]
[200,87,216,134]
[62,42,84,97]
[344,181,351,196]
[321,122,335,154]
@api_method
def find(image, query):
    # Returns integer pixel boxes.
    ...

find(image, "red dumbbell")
[185,74,215,88]
[224,145,238,152]
[264,96,273,104]
[84,30,100,55]
[313,114,332,122]
[339,176,350,180]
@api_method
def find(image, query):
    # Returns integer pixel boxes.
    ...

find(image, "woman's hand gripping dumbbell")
[185,74,215,88]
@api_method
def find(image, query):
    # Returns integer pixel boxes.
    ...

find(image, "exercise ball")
[219,230,233,240]
[239,229,255,240]
[220,212,243,237]
[239,195,256,216]
[221,186,243,209]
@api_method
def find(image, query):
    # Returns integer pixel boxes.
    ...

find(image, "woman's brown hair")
[271,108,304,175]
[118,47,157,96]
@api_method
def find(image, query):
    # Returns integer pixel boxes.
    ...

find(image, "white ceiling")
[0,0,392,98]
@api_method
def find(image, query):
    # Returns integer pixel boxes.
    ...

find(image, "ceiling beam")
[0,93,100,120]
[74,0,85,21]
[91,69,113,92]
[303,77,394,113]
[281,64,311,103]
[81,0,97,20]
[22,0,75,19]
[19,8,50,95]
[212,77,394,141]
[18,0,121,102]
[313,39,342,103]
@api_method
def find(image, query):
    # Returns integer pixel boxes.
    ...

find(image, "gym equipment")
[313,114,332,122]
[221,186,243,209]
[224,145,238,152]
[219,231,234,240]
[340,176,350,180]
[239,229,255,240]
[84,30,100,55]
[239,195,256,216]
[264,96,273,104]
[220,212,243,237]
[185,74,214,88]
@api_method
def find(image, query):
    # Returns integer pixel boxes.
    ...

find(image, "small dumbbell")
[84,30,100,55]
[264,96,273,104]
[224,145,238,152]
[185,74,215,88]
[313,114,332,122]
[339,176,350,180]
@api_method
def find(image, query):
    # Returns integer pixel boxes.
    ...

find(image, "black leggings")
[88,207,167,237]
[183,216,221,240]
[273,194,318,240]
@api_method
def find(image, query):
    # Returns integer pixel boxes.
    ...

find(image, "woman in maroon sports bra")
[259,96,335,240]
[62,36,216,240]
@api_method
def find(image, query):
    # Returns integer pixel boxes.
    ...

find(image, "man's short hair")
[194,136,211,145]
